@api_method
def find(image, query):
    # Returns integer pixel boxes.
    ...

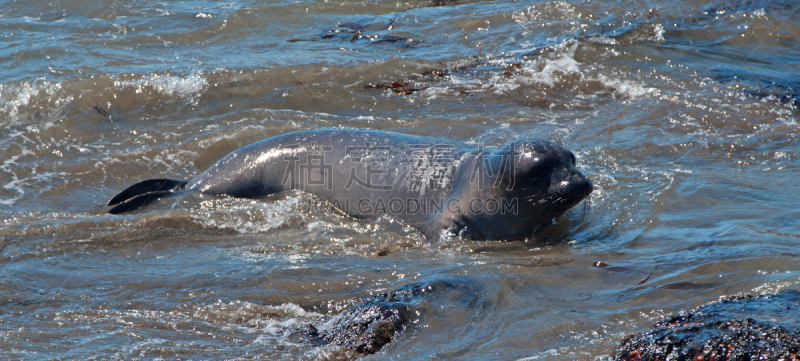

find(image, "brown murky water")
[1,0,799,359]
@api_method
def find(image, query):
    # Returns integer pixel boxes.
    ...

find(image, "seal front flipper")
[107,178,188,213]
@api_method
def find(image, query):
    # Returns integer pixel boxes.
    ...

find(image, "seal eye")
[527,164,551,181]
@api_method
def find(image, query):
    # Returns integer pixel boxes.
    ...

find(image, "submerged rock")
[613,290,800,361]
[306,278,475,354]
[712,68,800,109]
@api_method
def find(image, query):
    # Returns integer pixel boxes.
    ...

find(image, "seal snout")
[572,171,593,198]
[549,167,593,208]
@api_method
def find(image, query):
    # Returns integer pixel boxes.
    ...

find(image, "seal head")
[439,139,592,240]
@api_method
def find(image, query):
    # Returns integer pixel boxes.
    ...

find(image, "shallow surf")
[1,0,799,359]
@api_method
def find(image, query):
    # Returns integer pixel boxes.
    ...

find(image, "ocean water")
[1,0,799,359]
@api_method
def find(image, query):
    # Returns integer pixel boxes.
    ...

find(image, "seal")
[107,129,592,240]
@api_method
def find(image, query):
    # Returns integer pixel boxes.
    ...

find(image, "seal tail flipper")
[107,190,177,214]
[107,178,188,206]
[107,178,188,213]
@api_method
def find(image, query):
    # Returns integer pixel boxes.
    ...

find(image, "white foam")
[512,2,579,24]
[0,79,66,120]
[594,73,657,99]
[492,42,657,101]
[1,161,68,207]
[193,197,300,234]
[524,45,582,87]
[651,23,665,43]
[150,148,198,173]
[0,156,24,206]
[113,73,208,99]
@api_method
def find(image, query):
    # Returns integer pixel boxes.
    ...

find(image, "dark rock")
[306,278,474,354]
[712,68,800,109]
[613,290,800,361]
